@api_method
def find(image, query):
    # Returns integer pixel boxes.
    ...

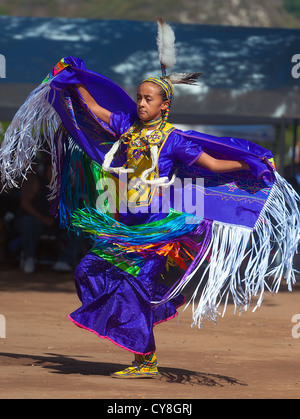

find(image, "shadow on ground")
[0,352,247,388]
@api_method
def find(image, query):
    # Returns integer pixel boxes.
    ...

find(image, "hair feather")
[156,18,176,69]
[168,72,202,85]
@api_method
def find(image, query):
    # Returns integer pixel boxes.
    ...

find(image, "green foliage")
[0,121,10,145]
[0,7,9,15]
[283,0,300,17]
[1,0,300,27]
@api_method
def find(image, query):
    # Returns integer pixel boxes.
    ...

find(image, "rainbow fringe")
[71,206,208,270]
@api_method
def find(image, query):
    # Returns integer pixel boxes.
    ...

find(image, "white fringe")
[102,142,177,187]
[0,80,61,193]
[253,171,300,293]
[140,145,176,187]
[102,139,135,175]
[176,171,300,328]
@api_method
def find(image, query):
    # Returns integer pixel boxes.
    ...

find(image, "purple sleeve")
[109,111,137,137]
[171,132,204,166]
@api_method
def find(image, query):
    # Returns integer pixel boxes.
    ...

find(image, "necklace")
[140,116,162,130]
[120,116,164,152]
[119,118,166,170]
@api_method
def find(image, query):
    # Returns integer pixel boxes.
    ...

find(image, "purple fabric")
[44,56,278,352]
[109,111,275,229]
[47,56,276,230]
[69,252,185,354]
[48,58,138,166]
[188,150,204,166]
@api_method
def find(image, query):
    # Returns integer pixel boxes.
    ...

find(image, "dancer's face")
[137,82,169,122]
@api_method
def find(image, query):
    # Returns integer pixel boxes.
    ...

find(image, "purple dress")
[69,112,204,354]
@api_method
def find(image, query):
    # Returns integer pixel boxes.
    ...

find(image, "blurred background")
[0,0,300,271]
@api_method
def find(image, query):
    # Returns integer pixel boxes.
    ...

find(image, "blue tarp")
[1,16,300,117]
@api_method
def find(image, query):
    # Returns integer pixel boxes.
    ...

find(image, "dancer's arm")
[77,84,111,125]
[196,152,250,173]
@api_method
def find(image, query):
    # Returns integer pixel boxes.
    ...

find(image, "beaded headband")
[141,76,174,101]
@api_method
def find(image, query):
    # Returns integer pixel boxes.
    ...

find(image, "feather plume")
[168,72,202,85]
[156,18,176,69]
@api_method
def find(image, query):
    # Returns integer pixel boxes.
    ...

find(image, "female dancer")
[71,75,250,378]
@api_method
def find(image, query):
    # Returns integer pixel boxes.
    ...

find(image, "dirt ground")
[0,261,299,400]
